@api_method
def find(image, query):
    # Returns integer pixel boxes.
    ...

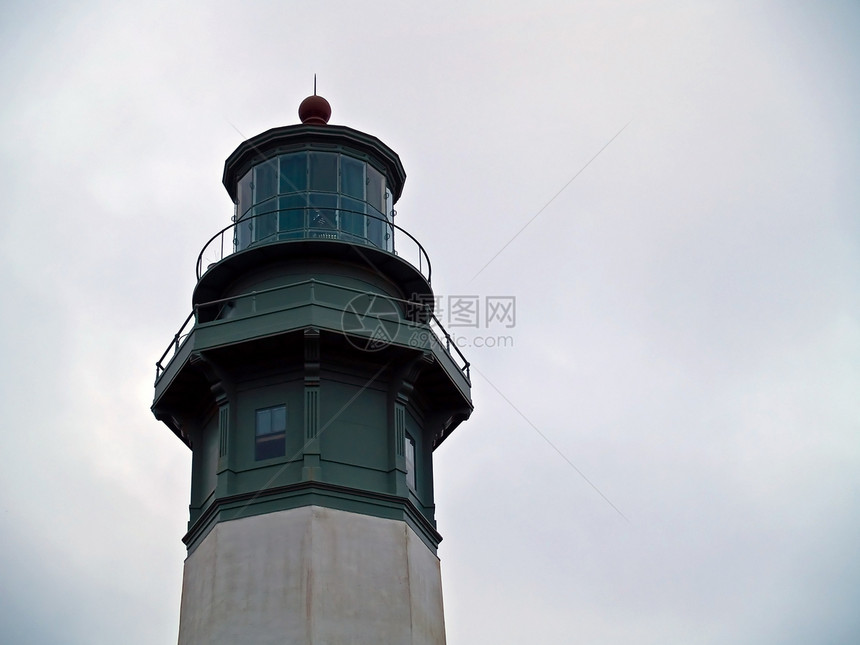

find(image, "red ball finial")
[299,94,331,125]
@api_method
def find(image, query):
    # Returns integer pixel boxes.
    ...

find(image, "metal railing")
[154,310,195,383]
[196,207,432,283]
[426,313,472,382]
[154,278,470,386]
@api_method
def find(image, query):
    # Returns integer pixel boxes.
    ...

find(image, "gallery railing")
[196,207,432,283]
[154,279,470,386]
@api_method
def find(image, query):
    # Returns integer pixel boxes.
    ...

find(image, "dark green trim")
[218,405,229,459]
[395,404,406,458]
[222,124,406,203]
[304,387,320,441]
[182,480,442,554]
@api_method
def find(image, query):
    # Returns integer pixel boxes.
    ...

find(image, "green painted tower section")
[152,94,472,643]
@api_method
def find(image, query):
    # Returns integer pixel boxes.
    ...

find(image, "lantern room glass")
[235,151,393,252]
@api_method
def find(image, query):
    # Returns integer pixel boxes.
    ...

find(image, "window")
[234,151,391,252]
[278,194,307,238]
[254,158,278,204]
[340,155,366,240]
[341,155,365,199]
[404,433,416,491]
[308,192,337,231]
[308,152,337,192]
[279,152,306,194]
[255,405,286,461]
[238,170,253,217]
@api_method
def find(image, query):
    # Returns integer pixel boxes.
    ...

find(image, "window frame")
[404,432,416,491]
[235,150,393,252]
[254,404,287,461]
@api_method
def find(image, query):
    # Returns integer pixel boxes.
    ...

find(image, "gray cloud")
[1,1,858,643]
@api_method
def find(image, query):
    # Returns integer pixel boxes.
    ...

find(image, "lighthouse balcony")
[155,278,471,394]
[196,207,431,283]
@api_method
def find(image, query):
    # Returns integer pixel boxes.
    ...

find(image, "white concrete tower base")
[177,506,447,645]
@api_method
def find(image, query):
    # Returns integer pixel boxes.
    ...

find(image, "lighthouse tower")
[152,93,472,644]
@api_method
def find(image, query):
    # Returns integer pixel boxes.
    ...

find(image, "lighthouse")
[152,93,473,644]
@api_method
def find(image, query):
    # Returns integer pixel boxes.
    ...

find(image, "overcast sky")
[1,1,858,643]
